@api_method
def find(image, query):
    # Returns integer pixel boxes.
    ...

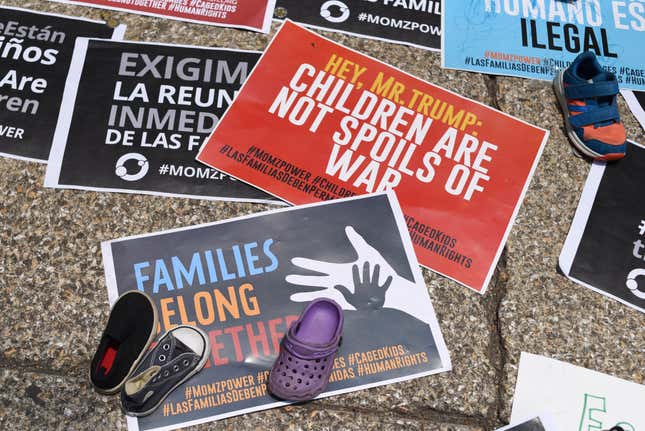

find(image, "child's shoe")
[268,298,343,402]
[121,325,210,417]
[553,51,626,161]
[90,291,158,394]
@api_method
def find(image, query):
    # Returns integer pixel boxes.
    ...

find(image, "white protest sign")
[511,353,644,431]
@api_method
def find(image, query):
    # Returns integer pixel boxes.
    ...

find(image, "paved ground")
[0,1,643,430]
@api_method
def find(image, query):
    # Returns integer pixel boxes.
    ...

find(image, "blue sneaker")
[553,51,626,161]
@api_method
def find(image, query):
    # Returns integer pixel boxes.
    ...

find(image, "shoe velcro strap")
[283,331,338,360]
[565,81,619,99]
[569,105,620,128]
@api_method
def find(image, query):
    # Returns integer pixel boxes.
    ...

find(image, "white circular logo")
[115,153,149,182]
[626,268,645,300]
[320,0,350,23]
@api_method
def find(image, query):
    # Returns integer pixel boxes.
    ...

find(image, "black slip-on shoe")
[120,325,210,417]
[90,290,158,395]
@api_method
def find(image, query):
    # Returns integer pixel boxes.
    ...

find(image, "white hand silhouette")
[285,226,433,324]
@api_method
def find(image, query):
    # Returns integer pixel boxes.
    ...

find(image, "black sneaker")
[90,291,158,394]
[120,325,210,417]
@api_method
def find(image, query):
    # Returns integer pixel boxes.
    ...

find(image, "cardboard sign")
[511,353,645,431]
[560,141,645,314]
[442,1,645,91]
[45,39,277,203]
[50,0,276,33]
[0,6,124,162]
[102,191,451,431]
[622,90,645,131]
[274,0,441,51]
[197,21,549,293]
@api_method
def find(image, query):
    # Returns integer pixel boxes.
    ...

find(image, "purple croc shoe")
[268,298,343,401]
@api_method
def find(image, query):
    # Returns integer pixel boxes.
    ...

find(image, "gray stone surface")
[0,1,643,430]
[496,76,645,417]
[0,369,484,431]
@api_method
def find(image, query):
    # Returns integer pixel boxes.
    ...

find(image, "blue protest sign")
[442,0,645,91]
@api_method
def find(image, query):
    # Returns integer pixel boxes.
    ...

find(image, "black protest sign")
[102,192,450,431]
[622,90,645,131]
[45,39,277,203]
[560,141,645,314]
[497,418,546,431]
[0,6,122,162]
[637,92,645,111]
[274,0,441,51]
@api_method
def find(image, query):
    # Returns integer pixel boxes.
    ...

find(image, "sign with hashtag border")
[560,140,645,314]
[274,0,441,52]
[49,0,277,33]
[44,39,279,204]
[621,90,645,132]
[101,191,451,431]
[0,6,124,162]
[442,1,645,91]
[197,21,549,294]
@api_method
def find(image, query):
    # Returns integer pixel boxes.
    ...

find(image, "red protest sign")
[197,21,549,293]
[50,0,276,32]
